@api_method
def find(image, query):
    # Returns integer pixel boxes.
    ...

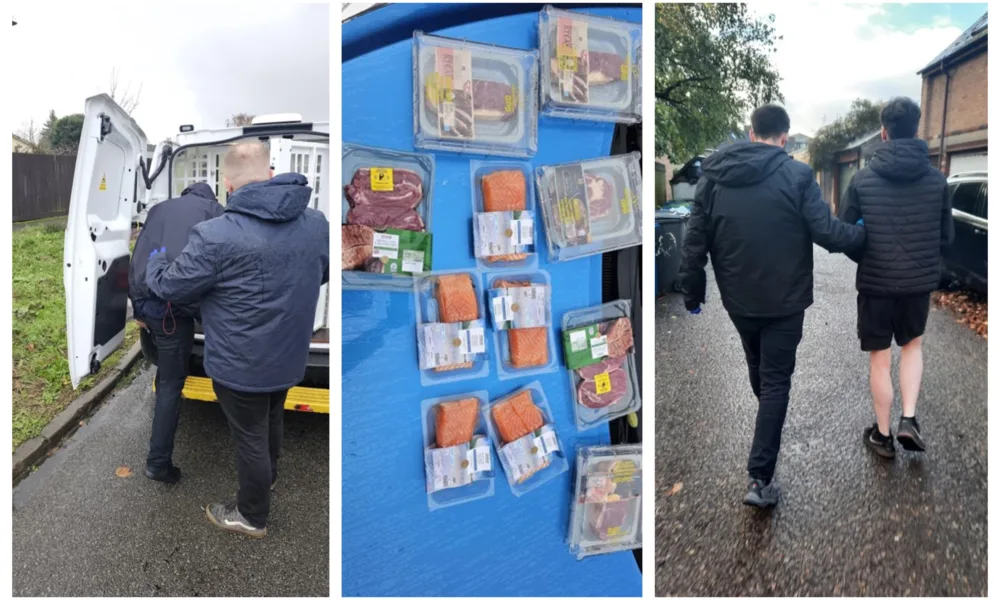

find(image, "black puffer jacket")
[680,143,866,318]
[839,138,954,296]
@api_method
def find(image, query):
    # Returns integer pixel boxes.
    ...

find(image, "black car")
[942,171,988,292]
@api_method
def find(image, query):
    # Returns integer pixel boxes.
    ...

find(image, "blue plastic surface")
[342,6,642,597]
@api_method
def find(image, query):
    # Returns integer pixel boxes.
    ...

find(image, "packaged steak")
[483,381,568,496]
[342,143,435,292]
[470,160,538,271]
[414,270,490,386]
[538,6,641,123]
[421,391,496,511]
[561,299,641,431]
[413,31,539,158]
[485,270,557,380]
[568,444,642,559]
[536,152,641,262]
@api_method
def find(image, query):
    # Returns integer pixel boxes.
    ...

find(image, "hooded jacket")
[838,138,954,296]
[680,142,866,318]
[129,182,224,320]
[146,173,330,393]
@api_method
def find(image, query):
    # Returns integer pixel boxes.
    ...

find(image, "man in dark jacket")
[680,104,866,508]
[838,97,953,458]
[146,142,330,538]
[129,182,224,484]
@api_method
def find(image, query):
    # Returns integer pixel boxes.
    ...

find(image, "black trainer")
[145,464,181,484]
[896,417,926,452]
[742,478,780,508]
[863,424,896,459]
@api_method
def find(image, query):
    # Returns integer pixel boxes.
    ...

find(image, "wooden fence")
[11,153,76,222]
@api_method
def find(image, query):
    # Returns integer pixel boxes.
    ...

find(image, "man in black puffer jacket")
[838,97,954,459]
[681,104,866,508]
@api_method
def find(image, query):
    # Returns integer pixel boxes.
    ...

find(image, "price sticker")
[594,372,612,395]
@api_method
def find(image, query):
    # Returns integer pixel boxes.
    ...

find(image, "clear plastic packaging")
[414,270,490,386]
[470,160,539,271]
[413,31,539,158]
[421,391,496,511]
[538,5,642,123]
[567,444,642,559]
[483,381,568,496]
[484,270,557,380]
[536,152,642,262]
[561,299,641,430]
[342,143,435,293]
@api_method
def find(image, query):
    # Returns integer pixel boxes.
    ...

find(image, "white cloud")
[10,3,329,143]
[752,2,962,135]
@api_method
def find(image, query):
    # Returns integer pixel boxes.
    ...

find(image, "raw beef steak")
[586,174,613,220]
[604,317,633,357]
[344,168,422,210]
[577,354,626,380]
[576,359,629,409]
[346,204,425,232]
[425,79,517,123]
[342,224,374,270]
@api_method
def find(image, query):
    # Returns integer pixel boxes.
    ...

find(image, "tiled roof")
[919,12,988,73]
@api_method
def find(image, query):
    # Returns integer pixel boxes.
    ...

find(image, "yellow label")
[370,168,394,191]
[558,198,578,225]
[504,95,515,114]
[98,174,107,191]
[595,372,611,395]
[558,54,578,72]
[612,459,637,482]
[620,198,630,215]
[620,63,629,81]
[606,526,622,537]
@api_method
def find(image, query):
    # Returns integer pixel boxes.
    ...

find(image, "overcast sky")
[752,2,987,136]
[11,3,329,143]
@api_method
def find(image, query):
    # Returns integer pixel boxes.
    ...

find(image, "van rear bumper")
[180,376,329,413]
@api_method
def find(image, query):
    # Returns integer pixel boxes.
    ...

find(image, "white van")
[64,94,330,412]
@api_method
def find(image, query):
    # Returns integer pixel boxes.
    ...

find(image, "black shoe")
[863,424,896,459]
[743,478,780,508]
[145,464,181,484]
[271,475,277,491]
[896,417,926,452]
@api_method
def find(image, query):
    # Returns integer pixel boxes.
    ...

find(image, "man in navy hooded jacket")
[146,142,330,537]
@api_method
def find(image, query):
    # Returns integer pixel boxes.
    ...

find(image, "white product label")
[418,322,486,369]
[473,445,492,472]
[425,436,492,493]
[489,285,550,329]
[570,330,589,352]
[474,211,535,258]
[401,250,425,273]
[499,424,560,484]
[372,232,399,259]
[590,334,609,359]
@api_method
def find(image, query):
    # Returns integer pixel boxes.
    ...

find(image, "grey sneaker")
[205,502,266,538]
[896,417,926,452]
[743,478,780,508]
[864,424,896,458]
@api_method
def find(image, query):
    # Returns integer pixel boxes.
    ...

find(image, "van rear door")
[64,94,148,388]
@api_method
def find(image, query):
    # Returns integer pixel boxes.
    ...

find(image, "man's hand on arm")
[802,177,866,256]
[145,228,219,304]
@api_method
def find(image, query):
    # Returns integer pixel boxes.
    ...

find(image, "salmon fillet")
[491,390,544,443]
[436,274,478,323]
[433,361,473,373]
[435,398,479,448]
[482,170,526,212]
[493,280,548,367]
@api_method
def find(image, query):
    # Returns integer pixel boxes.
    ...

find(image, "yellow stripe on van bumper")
[156,376,329,414]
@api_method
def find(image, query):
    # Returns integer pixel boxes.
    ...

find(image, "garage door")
[949,152,987,175]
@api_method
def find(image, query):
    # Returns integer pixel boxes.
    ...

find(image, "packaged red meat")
[561,300,641,431]
[539,6,641,124]
[568,444,642,559]
[413,31,539,158]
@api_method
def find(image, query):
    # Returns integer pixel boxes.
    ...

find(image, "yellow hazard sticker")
[606,526,622,537]
[371,168,394,191]
[98,174,107,191]
[620,63,629,81]
[595,372,611,394]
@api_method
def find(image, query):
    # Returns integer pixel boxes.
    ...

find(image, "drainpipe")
[936,60,952,172]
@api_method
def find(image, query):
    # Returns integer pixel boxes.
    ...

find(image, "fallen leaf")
[115,466,133,478]
[665,481,684,497]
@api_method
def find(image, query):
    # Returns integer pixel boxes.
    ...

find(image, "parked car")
[942,171,987,292]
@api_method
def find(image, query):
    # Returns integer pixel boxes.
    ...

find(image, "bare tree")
[226,113,256,127]
[16,118,39,147]
[109,68,143,114]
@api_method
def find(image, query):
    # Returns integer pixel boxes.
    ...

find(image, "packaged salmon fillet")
[483,382,568,496]
[567,444,642,559]
[470,161,538,271]
[485,270,558,380]
[414,270,489,386]
[562,300,641,431]
[421,391,495,511]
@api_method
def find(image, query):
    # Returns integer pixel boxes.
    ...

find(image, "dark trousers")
[729,311,805,483]
[213,381,287,528]
[145,313,195,472]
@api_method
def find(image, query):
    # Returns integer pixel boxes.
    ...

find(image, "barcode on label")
[401,250,424,273]
[491,296,511,327]
[460,327,486,355]
[473,446,491,472]
[533,430,559,456]
[514,218,534,246]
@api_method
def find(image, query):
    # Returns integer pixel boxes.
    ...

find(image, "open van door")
[64,94,148,388]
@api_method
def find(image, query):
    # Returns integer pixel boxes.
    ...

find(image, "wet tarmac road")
[13,366,330,597]
[655,248,987,596]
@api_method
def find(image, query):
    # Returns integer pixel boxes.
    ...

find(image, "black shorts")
[857,293,931,352]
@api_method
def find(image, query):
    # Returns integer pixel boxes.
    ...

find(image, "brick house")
[918,12,988,175]
[820,130,882,214]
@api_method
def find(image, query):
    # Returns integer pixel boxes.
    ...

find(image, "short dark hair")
[751,104,790,140]
[880,97,921,139]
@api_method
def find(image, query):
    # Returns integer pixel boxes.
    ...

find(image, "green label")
[372,229,433,276]
[562,324,609,370]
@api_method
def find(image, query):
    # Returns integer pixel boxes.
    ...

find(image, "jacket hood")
[181,182,217,202]
[868,138,932,183]
[702,142,791,187]
[225,172,312,222]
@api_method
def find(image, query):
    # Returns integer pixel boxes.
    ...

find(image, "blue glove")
[148,246,166,259]
[856,218,864,225]
[689,307,701,315]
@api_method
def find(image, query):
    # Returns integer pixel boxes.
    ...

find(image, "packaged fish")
[470,160,538,271]
[342,143,435,292]
[561,300,641,430]
[413,31,539,158]
[536,152,642,262]
[484,270,557,380]
[567,444,642,559]
[414,270,490,386]
[422,391,496,511]
[483,381,568,496]
[538,6,642,123]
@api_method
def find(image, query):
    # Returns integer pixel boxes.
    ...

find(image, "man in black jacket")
[129,182,225,483]
[680,104,866,508]
[838,97,954,458]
